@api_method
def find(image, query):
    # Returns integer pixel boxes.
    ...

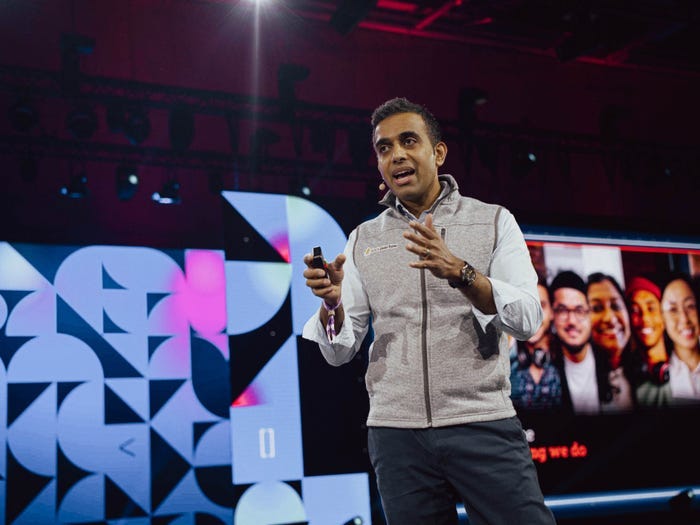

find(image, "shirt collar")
[379,173,460,215]
[395,181,450,222]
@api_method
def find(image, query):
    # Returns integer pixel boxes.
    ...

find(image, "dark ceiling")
[286,0,700,75]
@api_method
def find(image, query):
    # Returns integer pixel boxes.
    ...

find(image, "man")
[627,276,668,373]
[302,97,554,524]
[626,276,672,406]
[510,276,562,411]
[550,271,617,414]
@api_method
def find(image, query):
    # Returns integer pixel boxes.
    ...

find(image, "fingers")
[303,252,344,294]
[409,213,437,235]
[403,240,428,259]
[329,253,346,271]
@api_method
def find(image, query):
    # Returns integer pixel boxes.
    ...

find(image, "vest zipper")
[420,265,432,426]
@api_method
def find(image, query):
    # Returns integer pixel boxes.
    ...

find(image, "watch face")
[462,263,476,286]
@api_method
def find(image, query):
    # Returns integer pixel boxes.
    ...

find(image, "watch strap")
[448,261,476,289]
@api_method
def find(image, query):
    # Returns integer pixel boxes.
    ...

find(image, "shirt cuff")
[471,277,523,332]
[302,309,356,348]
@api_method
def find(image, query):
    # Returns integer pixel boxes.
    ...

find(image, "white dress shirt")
[302,204,541,363]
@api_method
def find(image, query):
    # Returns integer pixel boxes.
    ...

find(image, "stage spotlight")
[116,165,139,201]
[169,106,195,152]
[295,176,312,197]
[330,0,377,35]
[152,179,181,205]
[670,488,694,509]
[60,172,89,199]
[9,98,39,133]
[124,107,151,145]
[66,104,98,140]
[511,144,537,179]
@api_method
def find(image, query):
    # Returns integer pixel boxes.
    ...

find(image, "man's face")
[552,287,591,351]
[587,279,631,356]
[528,284,553,345]
[630,289,664,349]
[373,112,446,214]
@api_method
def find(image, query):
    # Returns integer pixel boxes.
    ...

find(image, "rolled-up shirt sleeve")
[302,229,372,366]
[471,209,542,340]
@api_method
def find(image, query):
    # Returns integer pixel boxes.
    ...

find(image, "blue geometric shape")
[149,379,186,419]
[285,195,348,336]
[56,295,141,378]
[105,384,145,424]
[57,441,92,509]
[302,473,371,525]
[230,336,304,485]
[105,475,147,519]
[148,335,172,360]
[232,481,307,525]
[193,421,217,451]
[7,382,51,427]
[101,265,126,290]
[222,197,289,263]
[151,428,191,512]
[152,516,181,525]
[194,512,228,524]
[0,333,32,369]
[193,466,234,508]
[5,446,53,524]
[190,335,230,419]
[0,290,33,322]
[102,308,128,334]
[57,381,84,411]
[147,293,170,316]
[103,309,128,334]
[11,243,78,285]
[225,261,291,336]
[230,292,292,402]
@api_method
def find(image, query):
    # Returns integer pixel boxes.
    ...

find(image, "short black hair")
[549,270,587,304]
[370,97,442,146]
[587,272,625,300]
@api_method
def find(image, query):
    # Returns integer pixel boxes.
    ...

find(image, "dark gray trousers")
[368,417,556,525]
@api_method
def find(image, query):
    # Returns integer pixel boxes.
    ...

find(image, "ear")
[434,141,447,167]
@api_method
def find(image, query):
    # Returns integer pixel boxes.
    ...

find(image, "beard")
[563,342,586,355]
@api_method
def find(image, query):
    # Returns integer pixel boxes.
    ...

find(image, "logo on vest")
[364,244,398,256]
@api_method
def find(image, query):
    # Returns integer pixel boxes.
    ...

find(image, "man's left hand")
[404,213,463,282]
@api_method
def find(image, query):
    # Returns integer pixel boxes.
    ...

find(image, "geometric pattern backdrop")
[0,243,233,524]
[0,192,371,525]
[223,192,369,525]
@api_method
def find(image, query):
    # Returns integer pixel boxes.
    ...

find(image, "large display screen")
[514,229,700,496]
[2,191,698,524]
[0,191,372,525]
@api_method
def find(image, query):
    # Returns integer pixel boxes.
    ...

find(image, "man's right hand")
[303,252,346,307]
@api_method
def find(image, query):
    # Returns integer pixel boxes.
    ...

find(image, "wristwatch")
[448,260,477,289]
